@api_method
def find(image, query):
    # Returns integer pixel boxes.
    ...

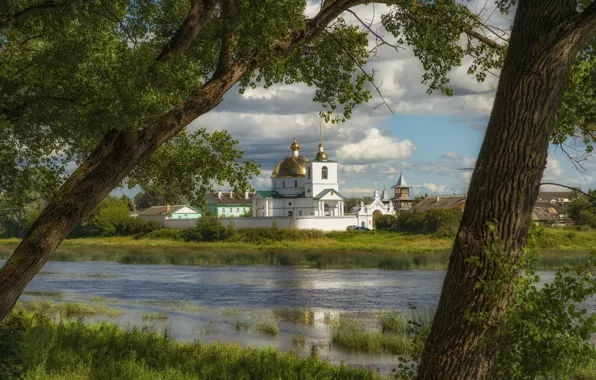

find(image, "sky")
[111,1,596,199]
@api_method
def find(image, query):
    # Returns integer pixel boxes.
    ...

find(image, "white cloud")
[422,183,451,194]
[336,128,416,164]
[543,157,564,180]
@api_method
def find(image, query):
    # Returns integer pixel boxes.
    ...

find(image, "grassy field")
[1,311,383,380]
[0,228,593,270]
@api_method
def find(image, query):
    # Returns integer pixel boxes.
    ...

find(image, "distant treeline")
[375,209,462,237]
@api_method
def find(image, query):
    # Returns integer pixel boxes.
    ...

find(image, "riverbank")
[0,228,593,270]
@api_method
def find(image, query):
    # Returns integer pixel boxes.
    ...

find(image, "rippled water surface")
[2,259,586,374]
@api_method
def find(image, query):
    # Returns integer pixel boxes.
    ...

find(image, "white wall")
[164,216,359,231]
[307,162,339,196]
[271,177,305,197]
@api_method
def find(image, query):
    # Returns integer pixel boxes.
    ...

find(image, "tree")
[418,2,596,378]
[0,0,595,378]
[568,189,596,227]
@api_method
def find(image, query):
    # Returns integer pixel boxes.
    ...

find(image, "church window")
[307,167,311,179]
[324,203,330,216]
[294,180,298,187]
[299,211,302,216]
[288,211,293,217]
[283,180,286,187]
[361,221,365,227]
[288,202,292,206]
[322,166,328,180]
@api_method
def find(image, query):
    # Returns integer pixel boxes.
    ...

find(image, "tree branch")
[216,0,236,75]
[561,1,596,52]
[540,182,596,201]
[324,30,394,114]
[0,0,60,30]
[152,0,216,65]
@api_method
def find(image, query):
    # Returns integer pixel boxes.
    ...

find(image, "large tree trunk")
[418,1,596,379]
[0,65,248,320]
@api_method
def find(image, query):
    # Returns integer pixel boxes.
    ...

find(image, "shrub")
[184,215,234,242]
[375,209,462,236]
[140,228,185,241]
[116,218,160,236]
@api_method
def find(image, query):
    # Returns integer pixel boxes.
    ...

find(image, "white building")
[243,132,396,231]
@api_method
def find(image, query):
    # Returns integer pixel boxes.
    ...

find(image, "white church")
[242,131,405,231]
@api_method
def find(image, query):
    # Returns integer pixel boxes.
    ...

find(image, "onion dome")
[271,137,309,178]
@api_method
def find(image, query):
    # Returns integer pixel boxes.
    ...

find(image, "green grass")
[379,311,407,334]
[234,320,251,331]
[0,228,593,270]
[14,300,123,318]
[141,312,169,321]
[291,334,306,346]
[332,327,413,355]
[1,311,383,380]
[331,310,434,356]
[254,321,279,335]
[273,308,315,325]
[220,308,241,316]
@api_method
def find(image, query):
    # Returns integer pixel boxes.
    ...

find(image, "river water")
[2,260,590,374]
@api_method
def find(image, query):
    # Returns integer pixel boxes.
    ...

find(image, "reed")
[1,311,382,380]
[254,321,279,335]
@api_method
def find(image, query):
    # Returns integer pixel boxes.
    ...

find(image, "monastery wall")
[164,216,358,231]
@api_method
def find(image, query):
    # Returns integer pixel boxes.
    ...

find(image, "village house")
[136,204,202,227]
[410,192,575,226]
[206,191,255,217]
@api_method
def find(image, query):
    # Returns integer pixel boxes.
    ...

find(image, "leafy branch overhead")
[0,0,593,204]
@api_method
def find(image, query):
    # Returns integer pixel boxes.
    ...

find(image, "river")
[2,260,591,374]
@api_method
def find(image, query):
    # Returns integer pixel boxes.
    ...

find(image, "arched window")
[288,211,293,217]
[282,180,286,187]
[294,180,298,187]
[322,166,328,180]
[361,221,365,227]
[307,167,311,180]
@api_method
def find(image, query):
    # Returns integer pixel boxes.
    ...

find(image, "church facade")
[245,133,397,231]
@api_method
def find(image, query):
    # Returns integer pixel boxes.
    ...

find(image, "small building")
[391,170,413,211]
[410,193,574,226]
[206,191,254,217]
[136,204,202,227]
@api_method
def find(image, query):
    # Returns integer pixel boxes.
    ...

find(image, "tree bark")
[0,64,249,320]
[418,1,596,379]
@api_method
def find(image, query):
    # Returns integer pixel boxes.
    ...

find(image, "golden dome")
[314,144,328,161]
[271,155,309,178]
[271,137,309,178]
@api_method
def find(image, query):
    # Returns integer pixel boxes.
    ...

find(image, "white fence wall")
[164,216,359,231]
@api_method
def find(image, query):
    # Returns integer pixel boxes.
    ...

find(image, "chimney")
[166,204,172,212]
[435,196,440,203]
[229,190,233,198]
[217,190,221,199]
[245,191,249,199]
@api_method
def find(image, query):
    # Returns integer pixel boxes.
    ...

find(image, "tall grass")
[1,311,382,380]
[332,310,434,356]
[14,300,123,317]
[0,228,593,270]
